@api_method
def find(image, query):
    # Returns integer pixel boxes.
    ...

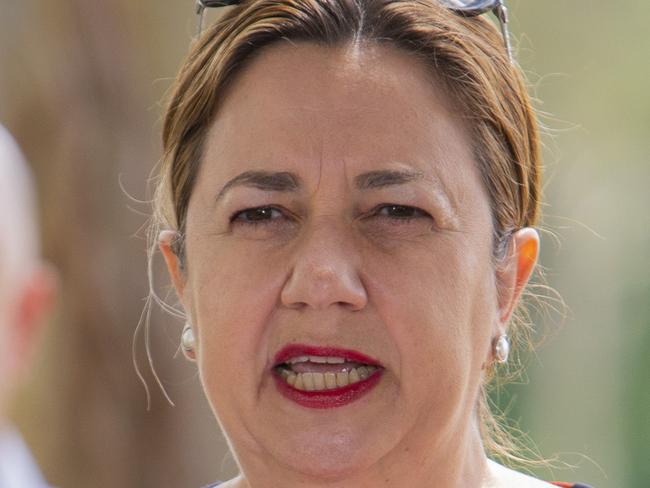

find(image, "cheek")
[186,239,285,400]
[366,235,496,398]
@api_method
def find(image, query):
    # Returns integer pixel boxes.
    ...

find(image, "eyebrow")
[215,171,300,202]
[215,169,426,202]
[354,169,425,190]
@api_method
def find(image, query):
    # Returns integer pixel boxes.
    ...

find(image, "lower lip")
[272,369,383,409]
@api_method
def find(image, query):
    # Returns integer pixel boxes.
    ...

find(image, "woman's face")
[168,43,507,479]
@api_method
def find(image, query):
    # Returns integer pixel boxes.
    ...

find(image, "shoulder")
[486,460,558,488]
[486,461,593,488]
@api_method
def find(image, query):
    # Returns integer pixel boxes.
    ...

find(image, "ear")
[159,230,186,301]
[495,227,540,326]
[10,263,58,373]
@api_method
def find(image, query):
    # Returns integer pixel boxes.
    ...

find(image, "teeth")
[313,373,325,390]
[309,356,328,364]
[302,372,315,391]
[287,355,346,364]
[325,357,345,364]
[358,366,369,380]
[349,368,360,383]
[324,372,337,389]
[287,356,309,364]
[336,371,348,387]
[280,366,379,392]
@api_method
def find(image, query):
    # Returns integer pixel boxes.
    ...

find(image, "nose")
[280,219,368,312]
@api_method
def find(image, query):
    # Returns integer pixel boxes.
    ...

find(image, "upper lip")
[273,343,382,367]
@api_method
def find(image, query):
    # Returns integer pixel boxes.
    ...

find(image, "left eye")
[230,206,285,224]
[373,204,430,221]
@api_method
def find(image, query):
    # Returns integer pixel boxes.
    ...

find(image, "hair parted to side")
[148,0,543,467]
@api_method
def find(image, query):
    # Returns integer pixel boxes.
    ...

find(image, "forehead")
[203,41,478,196]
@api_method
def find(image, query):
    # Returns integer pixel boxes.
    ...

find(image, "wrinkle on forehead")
[202,41,482,229]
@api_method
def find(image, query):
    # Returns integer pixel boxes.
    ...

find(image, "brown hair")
[150,0,542,466]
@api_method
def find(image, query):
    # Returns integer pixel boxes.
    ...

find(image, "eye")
[372,204,431,223]
[230,206,286,225]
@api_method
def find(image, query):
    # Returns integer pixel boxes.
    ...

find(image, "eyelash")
[229,204,431,226]
[373,204,430,223]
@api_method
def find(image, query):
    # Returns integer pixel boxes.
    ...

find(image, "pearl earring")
[181,323,196,360]
[494,334,510,364]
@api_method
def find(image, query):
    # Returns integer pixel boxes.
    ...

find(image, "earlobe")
[496,227,540,324]
[10,263,58,371]
[24,264,58,324]
[159,230,186,299]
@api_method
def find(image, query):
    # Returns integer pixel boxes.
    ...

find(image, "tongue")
[289,361,365,374]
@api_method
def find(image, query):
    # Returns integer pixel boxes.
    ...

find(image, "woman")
[152,0,592,486]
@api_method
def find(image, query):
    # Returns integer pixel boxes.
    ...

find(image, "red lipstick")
[272,344,384,409]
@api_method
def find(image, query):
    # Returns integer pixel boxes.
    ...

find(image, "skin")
[0,127,56,425]
[161,43,547,487]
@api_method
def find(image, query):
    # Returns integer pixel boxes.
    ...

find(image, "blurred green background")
[0,1,648,487]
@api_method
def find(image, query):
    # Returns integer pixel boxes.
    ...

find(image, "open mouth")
[275,357,380,391]
[272,344,384,409]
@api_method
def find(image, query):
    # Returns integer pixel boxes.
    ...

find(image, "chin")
[270,425,384,480]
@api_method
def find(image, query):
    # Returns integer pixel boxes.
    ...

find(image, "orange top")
[553,484,593,488]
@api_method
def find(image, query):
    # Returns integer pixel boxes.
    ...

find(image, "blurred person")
[0,124,57,487]
[150,0,593,487]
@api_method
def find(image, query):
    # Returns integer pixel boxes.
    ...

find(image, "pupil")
[389,205,412,217]
[249,208,271,220]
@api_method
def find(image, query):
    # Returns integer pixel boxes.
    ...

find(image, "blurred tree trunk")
[1,1,231,487]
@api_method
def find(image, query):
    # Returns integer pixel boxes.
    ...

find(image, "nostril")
[281,278,367,311]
